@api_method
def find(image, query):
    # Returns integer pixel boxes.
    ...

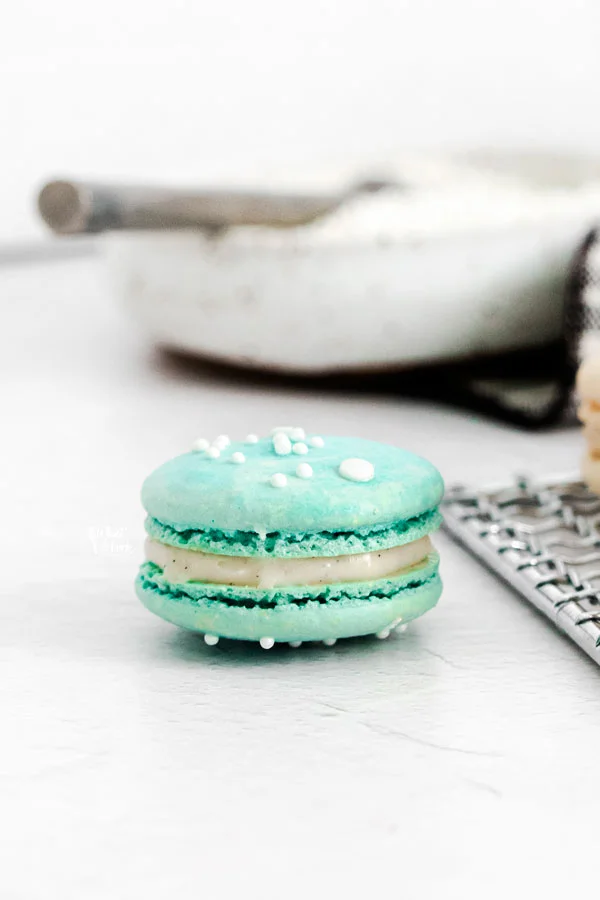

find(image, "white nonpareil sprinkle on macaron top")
[194,433,376,487]
[273,433,292,455]
[271,426,305,441]
[339,458,374,482]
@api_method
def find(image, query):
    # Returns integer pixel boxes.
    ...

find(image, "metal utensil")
[443,474,600,666]
[37,176,395,235]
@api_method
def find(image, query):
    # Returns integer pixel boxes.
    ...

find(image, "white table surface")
[3,251,599,900]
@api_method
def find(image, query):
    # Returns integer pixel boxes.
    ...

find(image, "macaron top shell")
[142,435,443,535]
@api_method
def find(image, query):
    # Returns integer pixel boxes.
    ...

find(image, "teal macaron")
[136,429,444,648]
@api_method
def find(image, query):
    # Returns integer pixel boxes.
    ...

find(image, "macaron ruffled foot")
[136,429,444,647]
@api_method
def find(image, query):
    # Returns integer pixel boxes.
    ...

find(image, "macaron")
[136,429,444,647]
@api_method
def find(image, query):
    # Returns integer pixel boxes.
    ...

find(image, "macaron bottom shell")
[135,562,442,645]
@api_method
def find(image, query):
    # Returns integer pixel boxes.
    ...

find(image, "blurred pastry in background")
[577,355,600,492]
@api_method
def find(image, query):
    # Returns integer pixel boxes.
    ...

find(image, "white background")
[3,0,600,240]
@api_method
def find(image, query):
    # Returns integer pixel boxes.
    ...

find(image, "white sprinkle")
[213,435,230,449]
[260,637,275,650]
[391,616,403,628]
[339,458,374,482]
[273,433,292,455]
[192,438,210,452]
[289,641,302,648]
[397,624,408,633]
[206,447,220,459]
[245,433,259,444]
[204,634,219,646]
[231,452,245,464]
[323,638,337,646]
[270,426,305,440]
[270,473,287,488]
[376,629,391,640]
[296,463,313,479]
[309,436,324,448]
[292,442,308,455]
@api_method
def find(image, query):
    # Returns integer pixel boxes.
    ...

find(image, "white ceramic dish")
[106,153,600,373]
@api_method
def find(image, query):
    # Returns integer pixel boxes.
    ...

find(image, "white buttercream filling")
[145,535,432,589]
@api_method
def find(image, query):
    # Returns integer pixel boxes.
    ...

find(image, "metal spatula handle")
[37,177,394,235]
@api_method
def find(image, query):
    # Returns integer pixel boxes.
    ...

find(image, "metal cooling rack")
[442,474,600,665]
